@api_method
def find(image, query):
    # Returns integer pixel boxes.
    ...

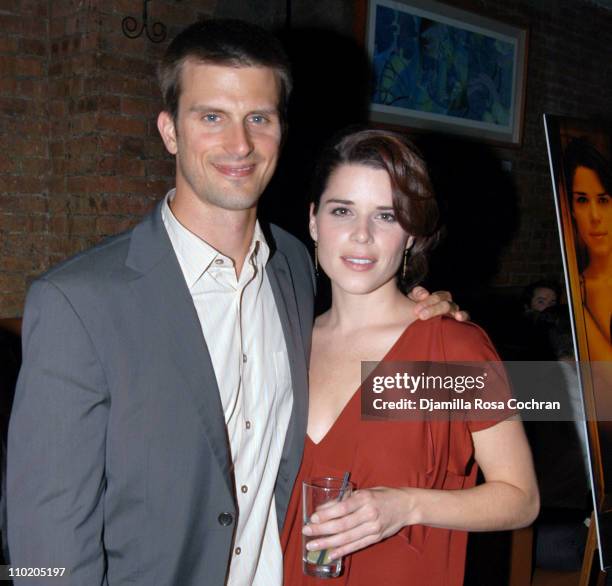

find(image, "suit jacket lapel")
[125,203,234,495]
[266,248,309,522]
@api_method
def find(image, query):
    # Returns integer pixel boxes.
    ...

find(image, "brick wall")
[0,0,215,317]
[0,0,611,316]
[0,0,49,314]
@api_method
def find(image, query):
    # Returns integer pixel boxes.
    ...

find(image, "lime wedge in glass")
[306,549,332,565]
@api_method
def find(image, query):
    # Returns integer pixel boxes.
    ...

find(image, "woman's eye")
[331,207,351,216]
[378,212,396,222]
[599,195,610,205]
[574,195,588,204]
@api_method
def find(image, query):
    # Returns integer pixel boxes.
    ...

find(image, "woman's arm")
[302,419,539,560]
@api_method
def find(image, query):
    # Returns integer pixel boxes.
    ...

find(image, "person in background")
[529,305,590,572]
[522,280,560,315]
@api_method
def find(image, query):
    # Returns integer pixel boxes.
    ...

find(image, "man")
[7,19,462,585]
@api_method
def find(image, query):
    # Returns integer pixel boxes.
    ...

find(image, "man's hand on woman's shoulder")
[408,286,469,322]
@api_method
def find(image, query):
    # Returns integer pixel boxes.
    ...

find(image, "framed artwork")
[544,114,612,572]
[364,0,528,145]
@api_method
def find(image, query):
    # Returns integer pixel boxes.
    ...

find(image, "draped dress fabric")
[281,317,510,586]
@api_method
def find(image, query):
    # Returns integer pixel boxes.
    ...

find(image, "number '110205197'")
[6,567,66,578]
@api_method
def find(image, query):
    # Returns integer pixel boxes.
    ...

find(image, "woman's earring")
[402,248,408,280]
[314,241,319,276]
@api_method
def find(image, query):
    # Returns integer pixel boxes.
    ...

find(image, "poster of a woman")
[544,114,612,572]
[563,138,612,361]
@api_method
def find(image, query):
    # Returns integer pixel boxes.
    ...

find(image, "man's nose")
[225,122,254,158]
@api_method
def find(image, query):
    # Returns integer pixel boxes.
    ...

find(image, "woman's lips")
[341,256,376,271]
[212,163,256,178]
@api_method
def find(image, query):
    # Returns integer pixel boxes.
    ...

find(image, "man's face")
[158,60,282,212]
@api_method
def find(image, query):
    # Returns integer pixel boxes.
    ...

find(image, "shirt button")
[242,353,247,363]
[245,420,251,430]
[214,258,223,265]
[235,547,242,555]
[241,485,248,494]
[217,512,234,526]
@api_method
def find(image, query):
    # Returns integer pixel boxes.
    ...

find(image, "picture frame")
[363,0,528,145]
[544,113,612,573]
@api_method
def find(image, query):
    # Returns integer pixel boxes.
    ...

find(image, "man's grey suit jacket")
[7,202,315,585]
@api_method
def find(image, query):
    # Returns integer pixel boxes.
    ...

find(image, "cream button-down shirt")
[162,191,293,585]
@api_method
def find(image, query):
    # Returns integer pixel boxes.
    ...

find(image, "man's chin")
[204,191,261,212]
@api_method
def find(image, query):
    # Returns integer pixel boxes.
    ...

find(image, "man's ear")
[308,203,318,241]
[157,111,178,155]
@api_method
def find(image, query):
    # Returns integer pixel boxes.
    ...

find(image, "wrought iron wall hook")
[122,0,166,43]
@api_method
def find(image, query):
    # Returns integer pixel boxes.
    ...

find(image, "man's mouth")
[212,163,256,178]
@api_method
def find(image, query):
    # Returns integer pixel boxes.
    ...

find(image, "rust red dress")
[281,317,508,586]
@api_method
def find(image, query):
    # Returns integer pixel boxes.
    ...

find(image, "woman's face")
[309,164,412,296]
[571,165,611,259]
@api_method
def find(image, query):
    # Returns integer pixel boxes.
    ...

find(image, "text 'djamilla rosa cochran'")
[360,361,571,422]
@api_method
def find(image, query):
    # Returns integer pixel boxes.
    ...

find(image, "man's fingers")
[412,291,469,322]
[454,309,470,322]
[408,286,429,301]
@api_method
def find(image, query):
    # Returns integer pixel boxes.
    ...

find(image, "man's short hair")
[158,19,292,127]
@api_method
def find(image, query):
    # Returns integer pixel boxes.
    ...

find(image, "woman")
[564,138,612,360]
[281,129,539,585]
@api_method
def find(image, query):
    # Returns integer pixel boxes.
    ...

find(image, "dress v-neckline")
[306,318,422,447]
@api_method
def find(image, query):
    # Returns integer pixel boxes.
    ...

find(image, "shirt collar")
[161,189,270,289]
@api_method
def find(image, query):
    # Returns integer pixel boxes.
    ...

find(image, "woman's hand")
[302,487,417,560]
[408,286,469,321]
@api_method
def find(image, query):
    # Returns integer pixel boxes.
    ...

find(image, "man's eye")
[249,115,267,124]
[203,113,220,123]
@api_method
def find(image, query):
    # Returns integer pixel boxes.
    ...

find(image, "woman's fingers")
[305,518,382,553]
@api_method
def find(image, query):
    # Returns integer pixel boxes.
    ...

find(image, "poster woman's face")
[572,165,612,259]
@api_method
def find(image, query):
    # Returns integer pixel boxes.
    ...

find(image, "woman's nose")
[350,218,372,243]
[589,201,602,222]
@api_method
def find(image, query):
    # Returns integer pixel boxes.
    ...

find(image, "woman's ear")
[405,236,415,251]
[309,203,318,241]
